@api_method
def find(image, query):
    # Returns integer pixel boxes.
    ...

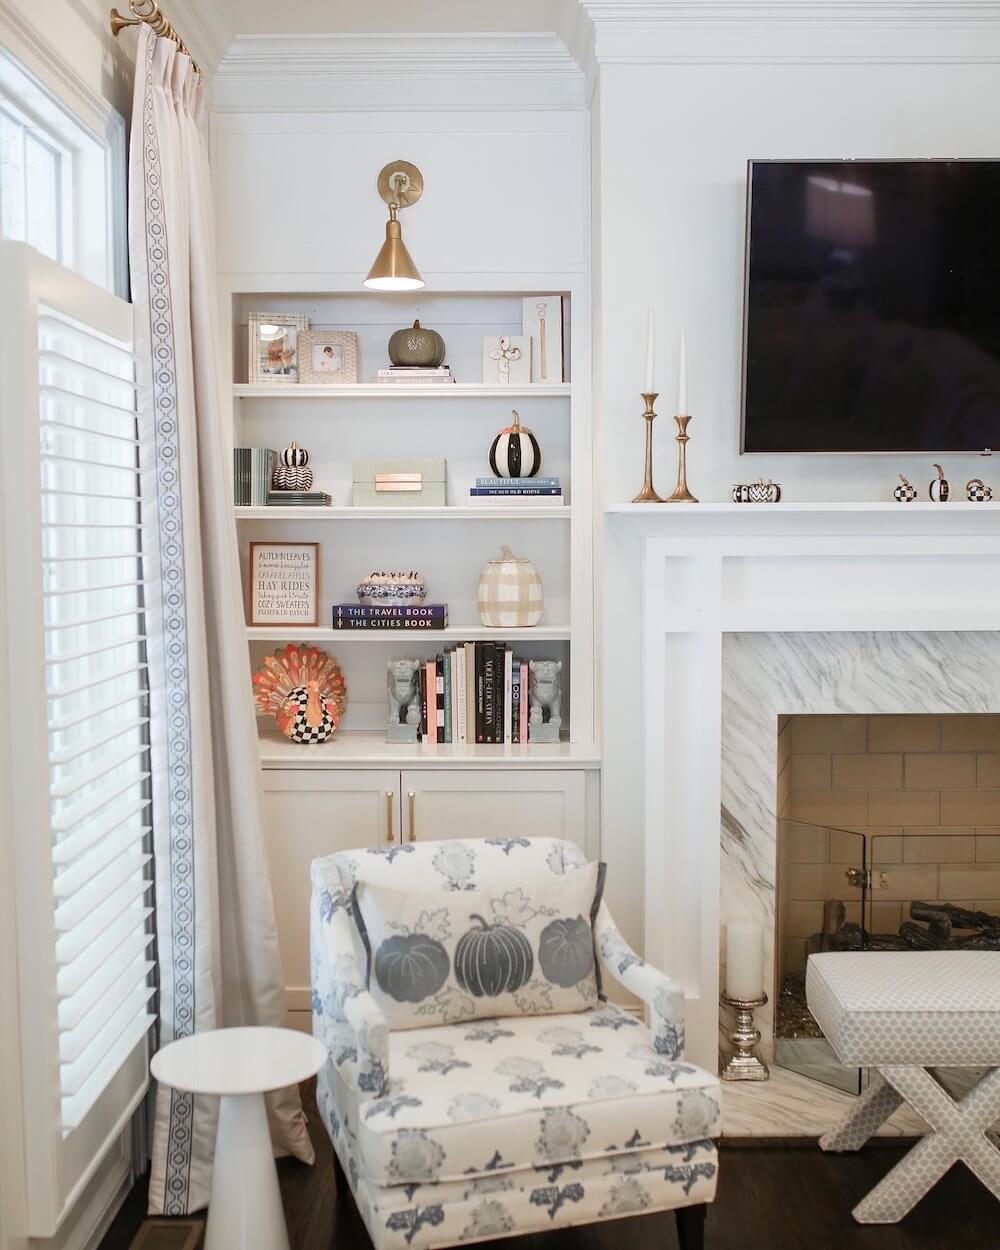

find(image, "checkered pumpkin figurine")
[967,477,993,502]
[893,474,917,502]
[477,545,543,628]
[272,441,314,492]
[252,643,346,744]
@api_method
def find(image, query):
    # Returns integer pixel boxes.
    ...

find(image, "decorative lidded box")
[352,458,447,508]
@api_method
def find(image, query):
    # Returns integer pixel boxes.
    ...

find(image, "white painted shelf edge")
[257,725,599,770]
[236,506,571,520]
[234,383,572,399]
[247,625,572,642]
[606,501,1000,514]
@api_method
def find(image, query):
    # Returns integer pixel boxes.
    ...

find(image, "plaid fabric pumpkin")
[477,546,543,628]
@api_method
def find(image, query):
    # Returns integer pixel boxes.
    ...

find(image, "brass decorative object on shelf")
[665,413,698,504]
[364,161,425,291]
[110,0,199,72]
[720,992,770,1082]
[632,392,665,504]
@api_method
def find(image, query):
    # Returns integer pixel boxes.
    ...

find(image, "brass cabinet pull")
[407,791,416,842]
[385,791,394,843]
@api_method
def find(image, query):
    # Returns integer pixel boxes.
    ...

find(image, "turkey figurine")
[252,643,346,744]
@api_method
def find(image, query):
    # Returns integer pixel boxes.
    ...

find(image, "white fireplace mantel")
[606,502,1000,1070]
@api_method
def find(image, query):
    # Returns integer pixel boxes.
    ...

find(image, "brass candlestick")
[665,413,698,503]
[632,392,665,504]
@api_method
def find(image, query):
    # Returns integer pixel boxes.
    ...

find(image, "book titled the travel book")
[331,604,448,629]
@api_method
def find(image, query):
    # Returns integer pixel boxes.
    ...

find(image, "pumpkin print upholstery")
[539,916,596,988]
[455,916,534,997]
[375,933,450,1003]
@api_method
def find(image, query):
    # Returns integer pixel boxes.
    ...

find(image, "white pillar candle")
[678,328,688,415]
[644,307,656,394]
[725,920,763,1001]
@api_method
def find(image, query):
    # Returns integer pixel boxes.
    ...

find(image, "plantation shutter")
[0,241,156,1235]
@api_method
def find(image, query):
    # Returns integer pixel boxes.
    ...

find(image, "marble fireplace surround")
[610,503,1000,1079]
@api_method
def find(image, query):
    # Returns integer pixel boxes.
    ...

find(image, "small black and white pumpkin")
[892,475,917,503]
[489,410,541,479]
[273,441,314,491]
[967,477,993,502]
[538,915,595,988]
[374,932,450,1003]
[454,914,533,997]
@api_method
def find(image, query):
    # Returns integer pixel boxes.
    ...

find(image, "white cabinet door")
[401,770,586,849]
[261,770,399,1021]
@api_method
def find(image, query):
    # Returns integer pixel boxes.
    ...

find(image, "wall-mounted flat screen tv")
[741,159,1000,453]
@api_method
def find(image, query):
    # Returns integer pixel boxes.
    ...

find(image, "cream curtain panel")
[128,25,314,1214]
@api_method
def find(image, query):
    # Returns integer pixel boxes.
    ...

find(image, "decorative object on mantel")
[298,330,359,384]
[732,478,781,504]
[632,308,664,503]
[522,296,564,383]
[352,458,447,507]
[248,542,319,627]
[967,477,993,501]
[248,312,309,384]
[477,546,543,628]
[483,335,531,386]
[357,571,427,607]
[271,441,313,492]
[363,160,425,291]
[893,474,918,502]
[252,644,346,745]
[720,992,770,1082]
[665,329,698,504]
[527,658,563,743]
[388,319,445,368]
[386,658,422,743]
[928,463,950,502]
[489,410,542,478]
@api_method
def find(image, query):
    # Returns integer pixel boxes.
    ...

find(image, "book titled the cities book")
[331,603,448,629]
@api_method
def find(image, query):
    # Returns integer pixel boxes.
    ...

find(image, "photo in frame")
[248,313,310,384]
[299,330,360,384]
[248,541,319,626]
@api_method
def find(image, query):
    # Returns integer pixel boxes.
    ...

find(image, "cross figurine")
[488,336,522,385]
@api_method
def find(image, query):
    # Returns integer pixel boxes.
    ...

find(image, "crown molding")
[210,33,586,112]
[164,0,229,77]
[571,1,1000,65]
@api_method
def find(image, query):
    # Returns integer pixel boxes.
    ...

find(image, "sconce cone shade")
[364,216,424,291]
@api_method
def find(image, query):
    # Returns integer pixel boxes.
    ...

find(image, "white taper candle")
[678,328,688,415]
[644,307,656,394]
[725,920,763,1001]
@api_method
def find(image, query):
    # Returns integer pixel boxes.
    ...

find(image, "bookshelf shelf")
[247,624,572,643]
[233,383,572,400]
[256,724,598,770]
[235,505,571,521]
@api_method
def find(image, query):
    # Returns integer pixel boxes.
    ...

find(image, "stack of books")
[331,604,448,630]
[376,366,456,385]
[414,643,533,745]
[268,490,332,507]
[234,448,276,506]
[468,476,563,506]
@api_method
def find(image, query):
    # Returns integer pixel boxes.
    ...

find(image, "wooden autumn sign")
[249,542,319,626]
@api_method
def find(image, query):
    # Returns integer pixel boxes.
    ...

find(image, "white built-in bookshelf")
[224,285,594,769]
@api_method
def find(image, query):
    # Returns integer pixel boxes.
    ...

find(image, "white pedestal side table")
[151,1027,327,1250]
[807,950,1000,1224]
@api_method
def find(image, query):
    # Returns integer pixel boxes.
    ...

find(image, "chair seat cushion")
[352,1003,721,1186]
[806,950,1000,1066]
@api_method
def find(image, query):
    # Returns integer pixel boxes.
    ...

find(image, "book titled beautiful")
[331,603,448,629]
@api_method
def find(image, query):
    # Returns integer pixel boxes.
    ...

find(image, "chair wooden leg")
[332,1150,347,1195]
[675,1203,706,1250]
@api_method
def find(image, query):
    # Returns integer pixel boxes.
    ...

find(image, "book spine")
[331,617,447,630]
[519,661,529,744]
[466,643,476,747]
[503,649,513,745]
[332,604,447,620]
[483,644,496,744]
[455,646,466,744]
[475,642,485,744]
[443,652,452,744]
[511,660,520,743]
[475,477,560,488]
[425,660,435,741]
[435,656,445,744]
[419,664,428,739]
[469,487,562,497]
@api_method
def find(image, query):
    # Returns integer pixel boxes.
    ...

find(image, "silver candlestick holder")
[720,992,769,1082]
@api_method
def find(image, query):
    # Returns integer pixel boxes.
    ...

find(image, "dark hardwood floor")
[101,1084,996,1250]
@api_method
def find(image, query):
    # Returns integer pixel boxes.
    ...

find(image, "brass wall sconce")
[364,161,425,291]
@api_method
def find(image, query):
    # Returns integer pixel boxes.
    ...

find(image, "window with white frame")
[0,49,125,293]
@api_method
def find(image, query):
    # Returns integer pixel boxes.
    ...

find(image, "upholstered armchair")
[310,838,720,1250]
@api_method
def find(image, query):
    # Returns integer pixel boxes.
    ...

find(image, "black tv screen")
[741,159,1000,453]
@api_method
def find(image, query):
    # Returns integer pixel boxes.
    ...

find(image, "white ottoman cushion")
[806,950,1000,1067]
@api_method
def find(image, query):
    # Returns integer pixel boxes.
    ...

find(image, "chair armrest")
[594,900,685,1060]
[310,860,389,1097]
